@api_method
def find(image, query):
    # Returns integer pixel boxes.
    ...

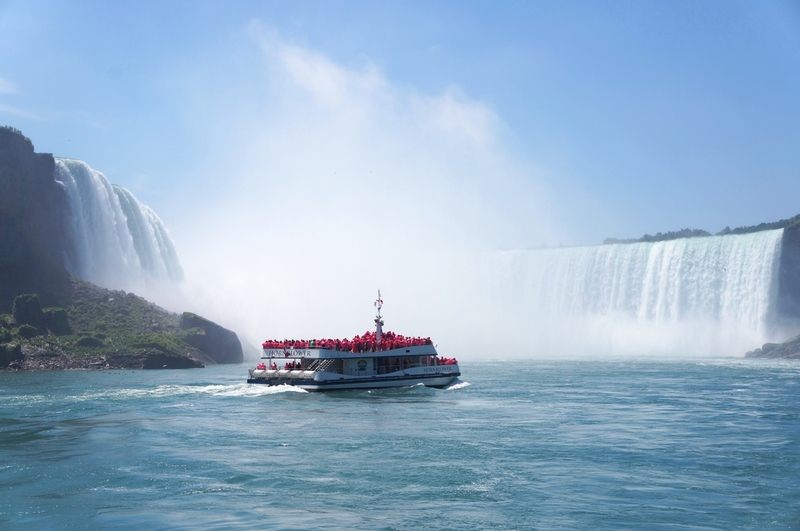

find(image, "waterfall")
[484,230,784,355]
[113,185,183,283]
[53,157,183,290]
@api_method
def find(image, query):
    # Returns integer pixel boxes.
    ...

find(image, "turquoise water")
[1,359,799,530]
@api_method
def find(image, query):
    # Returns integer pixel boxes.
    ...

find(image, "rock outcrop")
[745,336,800,359]
[180,312,244,364]
[0,342,23,369]
[12,293,44,331]
[0,284,237,370]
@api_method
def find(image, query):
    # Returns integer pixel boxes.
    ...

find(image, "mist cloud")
[161,26,559,355]
[146,26,780,360]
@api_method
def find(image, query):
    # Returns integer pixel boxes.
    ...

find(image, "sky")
[1,0,799,354]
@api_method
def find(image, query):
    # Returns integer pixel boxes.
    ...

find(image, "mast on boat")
[374,289,384,343]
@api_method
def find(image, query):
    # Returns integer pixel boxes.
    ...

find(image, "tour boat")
[247,291,460,391]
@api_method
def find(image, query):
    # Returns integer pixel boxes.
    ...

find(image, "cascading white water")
[53,158,183,290]
[495,230,783,332]
[483,230,784,355]
[113,185,183,283]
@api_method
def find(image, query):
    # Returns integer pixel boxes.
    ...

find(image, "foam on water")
[445,380,471,390]
[1,382,307,407]
[95,382,309,400]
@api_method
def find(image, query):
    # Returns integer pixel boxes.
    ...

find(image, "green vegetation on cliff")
[0,284,196,369]
[604,214,800,245]
[0,279,243,370]
[716,214,800,236]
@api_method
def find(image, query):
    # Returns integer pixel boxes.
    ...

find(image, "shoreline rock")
[745,336,800,359]
[3,345,205,371]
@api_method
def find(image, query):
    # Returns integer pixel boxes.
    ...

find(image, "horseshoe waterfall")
[482,229,794,356]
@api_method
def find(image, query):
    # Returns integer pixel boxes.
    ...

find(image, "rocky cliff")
[180,312,243,364]
[745,336,800,360]
[0,279,244,370]
[0,126,244,370]
[0,127,73,313]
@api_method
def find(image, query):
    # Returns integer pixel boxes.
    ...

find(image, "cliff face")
[180,312,244,364]
[777,224,800,320]
[0,128,75,263]
[0,127,73,312]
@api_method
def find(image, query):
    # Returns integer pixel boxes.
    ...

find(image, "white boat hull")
[247,367,460,391]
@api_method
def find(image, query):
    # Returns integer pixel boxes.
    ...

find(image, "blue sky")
[2,1,799,244]
[2,1,800,347]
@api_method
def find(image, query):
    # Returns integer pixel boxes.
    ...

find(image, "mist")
[149,28,557,357]
[148,27,782,360]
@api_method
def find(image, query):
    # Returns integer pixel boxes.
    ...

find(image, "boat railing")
[308,358,337,372]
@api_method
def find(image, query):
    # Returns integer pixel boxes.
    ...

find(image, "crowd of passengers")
[255,356,457,371]
[255,361,297,371]
[261,330,433,353]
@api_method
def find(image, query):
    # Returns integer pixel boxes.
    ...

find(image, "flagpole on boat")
[374,289,384,344]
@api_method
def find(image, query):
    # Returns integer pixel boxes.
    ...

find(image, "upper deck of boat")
[261,344,438,360]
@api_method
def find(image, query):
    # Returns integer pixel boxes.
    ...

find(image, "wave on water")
[3,360,799,530]
[692,357,800,372]
[355,381,470,397]
[26,383,308,405]
[2,377,469,409]
[113,383,309,400]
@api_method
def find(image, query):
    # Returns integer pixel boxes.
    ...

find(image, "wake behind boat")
[247,291,460,391]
